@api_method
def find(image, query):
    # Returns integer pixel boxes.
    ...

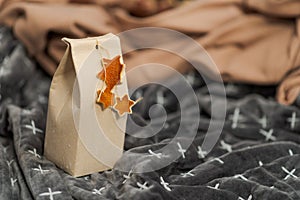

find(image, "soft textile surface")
[1,27,300,200]
[0,0,300,105]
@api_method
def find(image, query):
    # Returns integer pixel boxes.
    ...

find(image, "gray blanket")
[1,26,300,200]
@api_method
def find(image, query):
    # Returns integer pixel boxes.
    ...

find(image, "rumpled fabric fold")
[0,0,299,105]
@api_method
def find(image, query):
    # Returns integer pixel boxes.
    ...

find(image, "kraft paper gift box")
[44,33,127,177]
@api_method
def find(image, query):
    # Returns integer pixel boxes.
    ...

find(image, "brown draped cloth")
[0,0,299,105]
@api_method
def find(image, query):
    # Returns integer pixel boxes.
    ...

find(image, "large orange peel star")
[97,55,125,89]
[113,94,136,116]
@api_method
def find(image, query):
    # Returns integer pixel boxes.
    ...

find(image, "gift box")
[44,34,128,177]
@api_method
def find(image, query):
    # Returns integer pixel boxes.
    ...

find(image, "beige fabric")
[0,0,300,105]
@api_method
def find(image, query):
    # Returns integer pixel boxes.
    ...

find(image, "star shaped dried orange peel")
[96,55,142,115]
[97,55,125,90]
[113,94,136,116]
[96,55,125,109]
[96,88,115,109]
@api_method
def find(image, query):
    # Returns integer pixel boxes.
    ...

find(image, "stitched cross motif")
[39,188,62,200]
[259,129,276,141]
[234,174,248,181]
[160,177,171,191]
[220,140,232,152]
[197,146,207,159]
[32,165,50,174]
[180,170,195,177]
[28,148,41,158]
[10,178,17,187]
[258,115,267,128]
[238,194,253,200]
[212,157,224,164]
[287,112,299,130]
[148,149,162,159]
[122,169,133,184]
[92,187,105,195]
[281,166,297,180]
[229,108,240,129]
[289,149,294,156]
[23,120,43,135]
[207,183,220,190]
[137,181,149,190]
[6,160,13,167]
[177,142,186,159]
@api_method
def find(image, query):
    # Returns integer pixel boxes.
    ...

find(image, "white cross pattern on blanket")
[258,115,267,128]
[259,129,276,141]
[137,181,149,190]
[238,194,253,200]
[281,166,298,180]
[10,178,17,187]
[28,148,41,158]
[92,187,105,195]
[197,146,207,159]
[160,177,171,191]
[234,174,248,181]
[220,140,232,152]
[148,149,162,159]
[181,170,195,177]
[39,188,62,200]
[212,157,224,164]
[122,169,133,184]
[287,112,299,130]
[23,120,43,135]
[6,160,13,167]
[289,149,294,156]
[177,142,186,159]
[207,183,220,190]
[230,108,240,129]
[32,165,50,174]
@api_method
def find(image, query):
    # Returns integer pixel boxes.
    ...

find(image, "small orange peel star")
[113,94,136,116]
[96,88,115,109]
